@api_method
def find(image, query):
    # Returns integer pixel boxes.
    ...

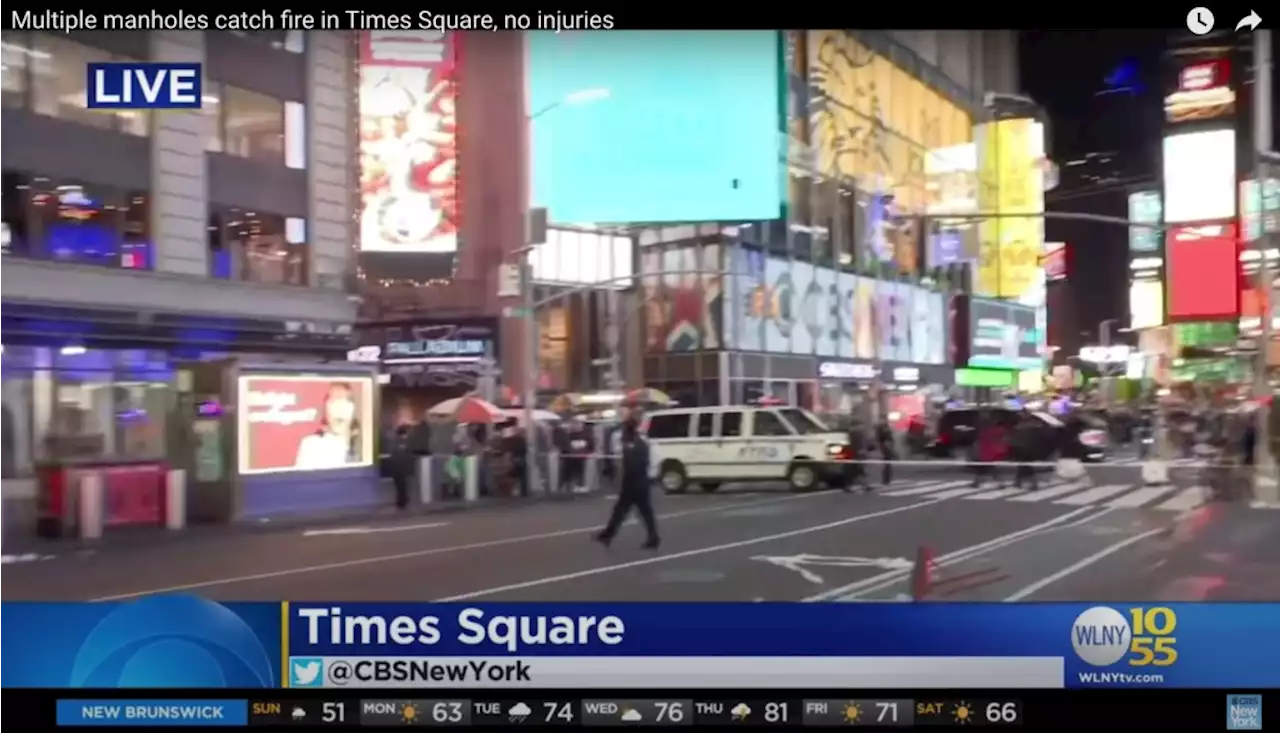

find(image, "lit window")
[27,35,149,136]
[5,171,153,270]
[228,30,304,55]
[2,35,32,108]
[210,207,307,286]
[202,78,223,152]
[223,86,284,163]
[285,101,306,169]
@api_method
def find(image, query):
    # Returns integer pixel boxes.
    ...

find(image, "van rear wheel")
[787,461,818,492]
[659,460,689,494]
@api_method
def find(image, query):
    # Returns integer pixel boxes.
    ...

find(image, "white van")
[639,406,854,493]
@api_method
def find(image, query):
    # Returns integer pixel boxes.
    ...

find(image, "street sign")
[503,306,531,318]
[497,263,522,299]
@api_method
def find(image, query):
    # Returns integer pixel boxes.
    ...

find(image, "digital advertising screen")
[974,118,1045,300]
[1162,129,1236,224]
[1127,191,1162,251]
[237,374,376,475]
[967,297,1042,370]
[358,31,459,255]
[1129,279,1165,329]
[1166,223,1240,322]
[528,31,784,224]
[1040,242,1067,280]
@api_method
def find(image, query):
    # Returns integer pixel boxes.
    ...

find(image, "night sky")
[1018,31,1170,351]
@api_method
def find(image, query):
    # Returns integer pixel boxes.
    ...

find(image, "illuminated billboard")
[1127,191,1162,251]
[1164,60,1235,124]
[237,374,376,475]
[1041,242,1067,280]
[1162,129,1236,224]
[528,31,784,224]
[1129,279,1164,329]
[358,31,459,254]
[1166,223,1240,321]
[974,119,1045,300]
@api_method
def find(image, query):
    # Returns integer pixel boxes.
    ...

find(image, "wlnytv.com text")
[1077,671,1165,685]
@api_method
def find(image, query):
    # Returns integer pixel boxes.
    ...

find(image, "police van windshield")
[779,408,831,434]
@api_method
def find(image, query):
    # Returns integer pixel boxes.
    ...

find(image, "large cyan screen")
[1162,129,1235,224]
[1166,223,1239,321]
[528,31,784,224]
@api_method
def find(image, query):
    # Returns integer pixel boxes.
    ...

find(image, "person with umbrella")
[594,406,660,550]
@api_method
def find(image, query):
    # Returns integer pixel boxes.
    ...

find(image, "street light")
[519,85,612,494]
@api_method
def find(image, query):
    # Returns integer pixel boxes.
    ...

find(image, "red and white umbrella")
[428,395,505,424]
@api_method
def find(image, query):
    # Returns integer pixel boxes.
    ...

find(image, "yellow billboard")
[806,31,972,272]
[975,118,1045,299]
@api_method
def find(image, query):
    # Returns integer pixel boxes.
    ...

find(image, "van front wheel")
[787,461,818,492]
[659,460,689,494]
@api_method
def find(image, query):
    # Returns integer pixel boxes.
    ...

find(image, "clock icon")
[1186,7,1215,35]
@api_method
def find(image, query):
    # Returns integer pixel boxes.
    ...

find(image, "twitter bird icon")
[289,658,324,687]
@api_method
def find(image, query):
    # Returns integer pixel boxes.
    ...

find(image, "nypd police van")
[639,406,854,493]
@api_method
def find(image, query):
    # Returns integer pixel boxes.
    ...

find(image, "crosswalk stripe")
[965,487,1026,500]
[1008,480,1089,502]
[881,480,970,497]
[1053,483,1134,505]
[1105,485,1180,508]
[1154,486,1207,512]
[928,487,990,500]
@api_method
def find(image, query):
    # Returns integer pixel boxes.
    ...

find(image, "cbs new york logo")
[1071,606,1178,667]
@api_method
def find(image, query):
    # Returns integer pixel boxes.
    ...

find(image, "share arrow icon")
[1236,10,1262,31]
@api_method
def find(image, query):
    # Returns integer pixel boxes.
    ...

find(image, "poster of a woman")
[239,375,375,474]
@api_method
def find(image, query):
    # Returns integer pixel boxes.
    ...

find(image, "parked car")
[927,406,1108,463]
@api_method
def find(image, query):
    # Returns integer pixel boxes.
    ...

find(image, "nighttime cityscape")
[1,24,1277,620]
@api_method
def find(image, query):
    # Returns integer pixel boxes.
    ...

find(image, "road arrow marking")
[303,521,450,537]
[752,553,914,584]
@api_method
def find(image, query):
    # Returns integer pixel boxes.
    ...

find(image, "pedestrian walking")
[594,414,660,550]
[1011,413,1040,491]
[970,413,1008,489]
[874,418,896,487]
[388,423,415,510]
[845,420,872,492]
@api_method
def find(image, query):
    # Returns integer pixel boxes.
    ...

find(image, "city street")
[5,464,1275,604]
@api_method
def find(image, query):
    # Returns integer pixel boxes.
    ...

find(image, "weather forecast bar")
[286,656,1064,690]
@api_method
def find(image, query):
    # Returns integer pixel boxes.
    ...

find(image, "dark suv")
[927,407,1108,463]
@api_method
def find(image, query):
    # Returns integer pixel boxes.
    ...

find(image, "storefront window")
[0,346,171,477]
[209,207,308,285]
[27,34,150,136]
[222,85,286,163]
[2,34,31,109]
[3,171,153,270]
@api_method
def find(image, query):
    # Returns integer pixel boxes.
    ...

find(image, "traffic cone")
[910,545,934,601]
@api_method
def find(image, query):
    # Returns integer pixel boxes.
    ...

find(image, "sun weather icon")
[952,702,973,724]
[842,702,861,723]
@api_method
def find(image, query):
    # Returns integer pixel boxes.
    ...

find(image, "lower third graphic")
[288,658,324,688]
[1227,694,1262,730]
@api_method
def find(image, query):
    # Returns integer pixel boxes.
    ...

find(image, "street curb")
[0,489,608,558]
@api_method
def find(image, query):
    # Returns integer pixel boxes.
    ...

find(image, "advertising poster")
[764,256,796,353]
[1166,223,1239,321]
[1163,129,1236,224]
[1241,178,1280,243]
[853,276,878,360]
[925,290,946,365]
[876,281,912,362]
[1127,191,1162,251]
[811,266,837,357]
[909,286,932,364]
[238,375,376,475]
[1041,242,1067,280]
[726,246,766,351]
[975,118,1045,299]
[834,272,857,359]
[358,31,459,254]
[1129,280,1165,329]
[527,31,784,223]
[642,245,723,353]
[790,261,818,355]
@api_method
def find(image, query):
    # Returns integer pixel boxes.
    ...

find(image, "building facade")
[637,31,1027,422]
[1,31,360,522]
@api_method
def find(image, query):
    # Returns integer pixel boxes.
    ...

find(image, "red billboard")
[237,375,376,475]
[1166,223,1240,321]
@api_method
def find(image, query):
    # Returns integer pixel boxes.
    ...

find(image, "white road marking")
[1154,486,1207,512]
[926,487,989,500]
[436,499,950,601]
[881,480,970,497]
[753,553,914,584]
[965,488,1025,501]
[89,490,844,601]
[1003,527,1166,601]
[803,505,1103,602]
[303,522,451,537]
[1104,485,1179,509]
[1052,484,1133,506]
[1008,480,1089,502]
[1,552,55,564]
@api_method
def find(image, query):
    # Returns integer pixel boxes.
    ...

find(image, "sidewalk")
[0,481,606,559]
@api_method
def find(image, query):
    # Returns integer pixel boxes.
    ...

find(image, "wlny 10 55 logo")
[1071,606,1178,667]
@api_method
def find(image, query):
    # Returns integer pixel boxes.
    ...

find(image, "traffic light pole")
[1252,29,1276,501]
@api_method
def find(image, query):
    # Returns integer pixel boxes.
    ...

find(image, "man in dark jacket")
[874,418,896,487]
[594,415,660,550]
[1010,414,1040,491]
[388,423,416,509]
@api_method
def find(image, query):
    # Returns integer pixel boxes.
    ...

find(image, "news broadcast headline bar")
[290,656,1063,689]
